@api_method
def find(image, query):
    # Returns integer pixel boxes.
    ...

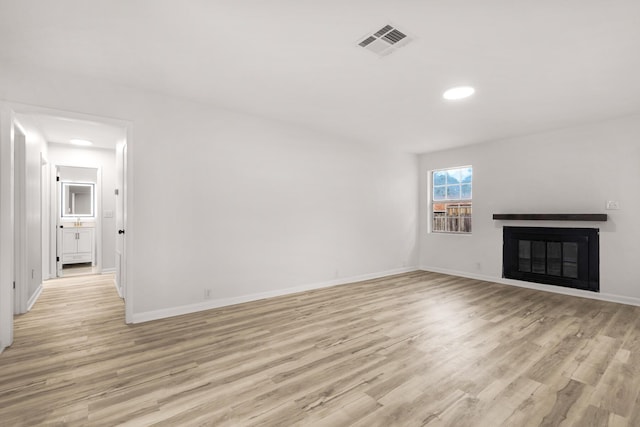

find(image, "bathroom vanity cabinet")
[61,226,95,265]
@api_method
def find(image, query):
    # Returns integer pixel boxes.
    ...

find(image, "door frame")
[12,120,28,315]
[0,106,16,350]
[53,166,102,277]
[0,102,134,352]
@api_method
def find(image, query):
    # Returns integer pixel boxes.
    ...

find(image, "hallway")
[0,274,124,424]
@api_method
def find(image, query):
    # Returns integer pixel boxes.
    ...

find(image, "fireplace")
[502,227,599,292]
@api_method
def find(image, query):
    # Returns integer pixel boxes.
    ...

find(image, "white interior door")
[55,174,63,277]
[56,232,63,277]
[13,124,26,314]
[115,142,126,298]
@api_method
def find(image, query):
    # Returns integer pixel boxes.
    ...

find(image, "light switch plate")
[104,210,114,218]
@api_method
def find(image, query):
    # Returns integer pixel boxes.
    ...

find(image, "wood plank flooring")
[2,271,640,426]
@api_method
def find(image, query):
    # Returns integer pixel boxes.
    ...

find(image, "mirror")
[62,182,95,217]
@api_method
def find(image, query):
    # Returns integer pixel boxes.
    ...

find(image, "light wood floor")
[1,271,640,426]
[61,263,94,277]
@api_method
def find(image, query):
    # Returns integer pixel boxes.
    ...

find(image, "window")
[432,166,472,233]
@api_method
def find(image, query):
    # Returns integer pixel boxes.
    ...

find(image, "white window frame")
[431,165,472,234]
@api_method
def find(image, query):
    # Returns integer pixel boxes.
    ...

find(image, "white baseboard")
[114,281,123,299]
[132,266,418,324]
[420,265,640,307]
[27,284,43,311]
[103,269,122,298]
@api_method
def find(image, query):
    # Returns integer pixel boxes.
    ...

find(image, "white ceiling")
[1,0,639,153]
[16,114,125,150]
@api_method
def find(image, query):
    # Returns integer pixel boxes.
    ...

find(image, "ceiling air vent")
[358,36,377,48]
[357,24,412,57]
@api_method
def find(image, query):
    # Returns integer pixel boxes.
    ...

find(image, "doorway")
[55,166,100,278]
[0,103,133,352]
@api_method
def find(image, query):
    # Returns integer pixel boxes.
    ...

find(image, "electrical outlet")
[204,289,212,299]
[606,200,620,210]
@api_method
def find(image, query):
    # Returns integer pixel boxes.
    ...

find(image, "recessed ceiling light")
[443,86,475,100]
[70,139,93,146]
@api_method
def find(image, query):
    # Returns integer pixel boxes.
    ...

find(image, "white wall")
[24,128,47,301]
[58,165,99,183]
[0,107,14,349]
[0,63,418,320]
[419,114,640,300]
[48,145,116,272]
[14,121,48,309]
[41,153,50,284]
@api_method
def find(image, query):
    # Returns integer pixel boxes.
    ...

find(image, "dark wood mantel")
[492,214,608,221]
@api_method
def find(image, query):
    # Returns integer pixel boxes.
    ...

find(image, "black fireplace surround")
[503,227,599,292]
